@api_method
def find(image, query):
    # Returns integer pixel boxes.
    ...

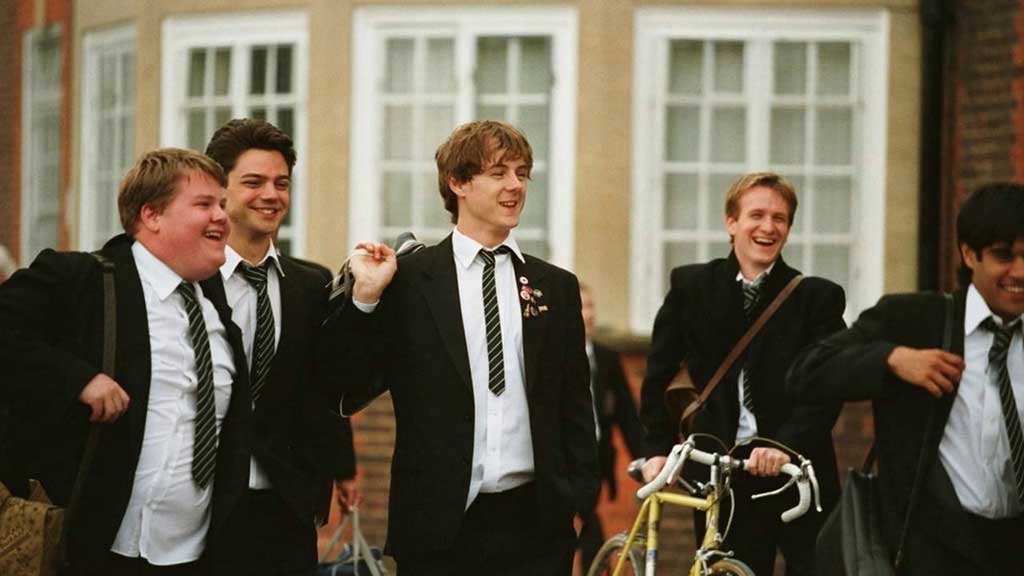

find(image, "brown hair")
[205,118,297,176]
[435,120,533,223]
[118,148,226,235]
[724,172,798,225]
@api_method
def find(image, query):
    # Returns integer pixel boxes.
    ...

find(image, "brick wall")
[319,349,875,574]
[0,0,21,258]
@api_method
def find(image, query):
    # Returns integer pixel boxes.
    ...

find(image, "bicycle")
[586,435,821,576]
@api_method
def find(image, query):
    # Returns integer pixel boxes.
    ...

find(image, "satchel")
[665,274,804,437]
[0,253,115,576]
[814,292,954,576]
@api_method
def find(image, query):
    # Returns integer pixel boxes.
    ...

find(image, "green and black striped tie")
[176,282,218,488]
[241,261,275,403]
[982,316,1024,504]
[479,246,512,396]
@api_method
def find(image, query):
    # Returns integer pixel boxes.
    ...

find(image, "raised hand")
[886,346,964,398]
[349,242,398,305]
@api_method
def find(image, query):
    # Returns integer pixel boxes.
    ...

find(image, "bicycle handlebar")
[634,439,819,523]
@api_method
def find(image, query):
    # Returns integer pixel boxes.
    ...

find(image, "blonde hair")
[118,148,226,235]
[724,172,798,225]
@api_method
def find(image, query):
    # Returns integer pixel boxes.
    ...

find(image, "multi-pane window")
[162,13,307,255]
[631,9,888,331]
[21,27,63,260]
[81,26,135,250]
[351,8,577,267]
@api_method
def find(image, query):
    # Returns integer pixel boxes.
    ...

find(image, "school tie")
[740,275,765,413]
[176,282,218,488]
[241,261,275,403]
[981,317,1024,504]
[479,246,513,396]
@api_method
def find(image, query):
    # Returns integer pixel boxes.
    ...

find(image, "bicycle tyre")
[586,532,644,576]
[707,558,755,576]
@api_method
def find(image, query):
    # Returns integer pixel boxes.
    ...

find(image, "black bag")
[815,449,894,576]
[814,293,954,576]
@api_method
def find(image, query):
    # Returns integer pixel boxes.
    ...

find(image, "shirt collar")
[132,240,185,302]
[735,261,776,285]
[451,227,525,270]
[965,283,1024,335]
[220,243,284,281]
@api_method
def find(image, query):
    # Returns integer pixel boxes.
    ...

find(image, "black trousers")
[695,473,822,576]
[577,509,605,571]
[396,482,575,576]
[83,553,207,576]
[902,509,1024,575]
[211,488,317,576]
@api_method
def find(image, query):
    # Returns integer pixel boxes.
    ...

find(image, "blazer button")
[463,414,471,422]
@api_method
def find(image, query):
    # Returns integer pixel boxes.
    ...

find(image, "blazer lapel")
[512,255,548,395]
[419,236,473,392]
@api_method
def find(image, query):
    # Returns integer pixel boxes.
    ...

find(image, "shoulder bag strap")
[892,292,954,569]
[60,253,116,566]
[681,274,804,421]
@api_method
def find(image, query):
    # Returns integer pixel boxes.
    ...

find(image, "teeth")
[1005,286,1024,293]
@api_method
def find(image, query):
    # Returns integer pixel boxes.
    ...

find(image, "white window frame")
[630,7,889,332]
[161,11,309,256]
[21,25,64,260]
[349,6,578,269]
[80,24,135,250]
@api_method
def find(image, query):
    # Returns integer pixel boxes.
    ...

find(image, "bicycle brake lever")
[804,461,822,512]
[750,475,797,501]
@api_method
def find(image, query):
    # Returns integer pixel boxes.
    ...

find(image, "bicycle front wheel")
[586,532,644,576]
[707,558,755,576]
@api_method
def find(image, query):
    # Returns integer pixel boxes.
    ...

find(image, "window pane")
[251,107,267,121]
[713,42,743,94]
[664,242,697,281]
[521,171,547,229]
[770,108,805,164]
[520,104,550,160]
[814,176,852,233]
[477,37,508,95]
[668,40,702,95]
[422,104,454,159]
[214,48,231,96]
[783,242,805,268]
[817,42,851,96]
[421,173,450,228]
[187,109,206,151]
[120,112,133,166]
[277,107,294,137]
[382,172,412,227]
[215,107,231,130]
[665,105,700,162]
[121,51,135,102]
[815,108,852,165]
[520,37,551,93]
[786,174,806,233]
[709,241,731,260]
[385,38,415,93]
[425,38,455,93]
[476,104,506,121]
[276,238,292,256]
[188,49,205,97]
[710,107,745,162]
[101,55,117,109]
[519,239,548,260]
[663,173,698,230]
[276,45,293,94]
[251,46,267,95]
[774,42,806,95]
[813,245,849,289]
[383,105,413,160]
[708,173,735,225]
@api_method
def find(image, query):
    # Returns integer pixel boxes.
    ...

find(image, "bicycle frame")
[611,486,727,576]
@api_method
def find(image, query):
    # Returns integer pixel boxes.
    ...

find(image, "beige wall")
[71,0,922,333]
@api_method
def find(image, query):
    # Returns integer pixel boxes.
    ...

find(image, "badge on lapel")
[518,276,548,317]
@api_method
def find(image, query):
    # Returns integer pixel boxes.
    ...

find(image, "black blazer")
[319,234,599,559]
[787,290,984,562]
[200,256,356,540]
[0,235,250,570]
[591,341,644,500]
[640,253,845,506]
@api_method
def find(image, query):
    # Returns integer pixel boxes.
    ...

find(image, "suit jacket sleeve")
[640,267,689,457]
[0,250,100,412]
[772,280,847,452]
[561,277,601,516]
[787,294,901,404]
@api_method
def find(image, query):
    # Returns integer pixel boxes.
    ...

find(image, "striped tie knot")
[982,317,1020,364]
[240,260,271,289]
[742,274,767,317]
[478,245,512,267]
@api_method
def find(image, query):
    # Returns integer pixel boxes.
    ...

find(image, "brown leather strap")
[680,274,804,422]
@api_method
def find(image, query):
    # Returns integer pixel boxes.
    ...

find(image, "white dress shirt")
[938,284,1024,519]
[220,244,284,490]
[451,228,535,508]
[734,263,774,443]
[110,242,235,564]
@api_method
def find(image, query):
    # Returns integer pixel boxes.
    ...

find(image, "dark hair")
[205,118,297,176]
[956,182,1024,286]
[435,120,533,223]
[118,148,226,235]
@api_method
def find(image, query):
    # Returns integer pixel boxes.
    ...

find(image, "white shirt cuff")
[352,299,379,313]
